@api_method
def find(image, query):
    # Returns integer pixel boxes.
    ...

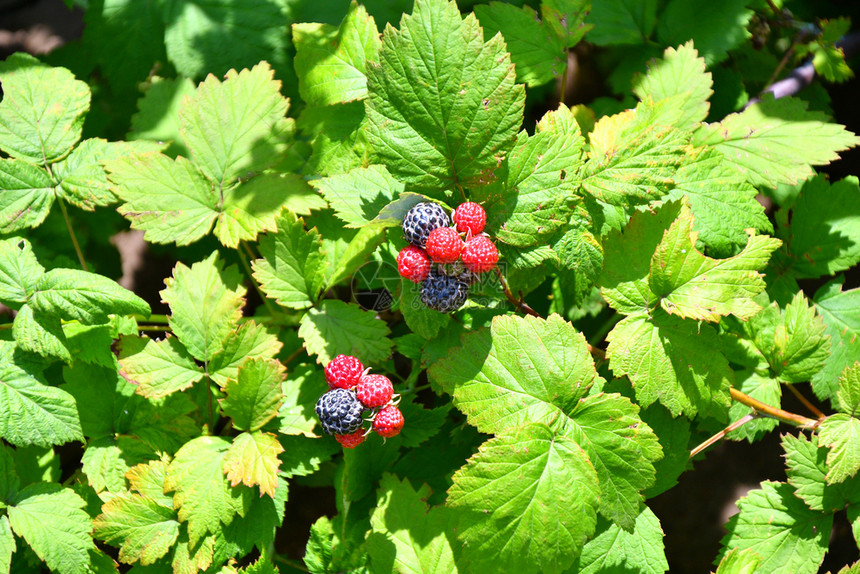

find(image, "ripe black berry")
[420,268,469,313]
[315,388,366,435]
[402,202,450,248]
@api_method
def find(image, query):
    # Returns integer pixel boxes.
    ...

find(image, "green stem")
[0,323,12,331]
[135,313,170,324]
[57,197,88,271]
[137,324,173,333]
[558,57,568,105]
[204,364,215,435]
[401,382,432,396]
[238,241,279,319]
[588,313,622,347]
[272,554,310,573]
[282,344,306,367]
[690,413,756,458]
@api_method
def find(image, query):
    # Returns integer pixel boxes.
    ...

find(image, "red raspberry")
[373,405,405,438]
[453,202,486,235]
[425,227,464,264]
[397,246,431,283]
[356,374,394,408]
[324,355,364,389]
[335,429,366,449]
[461,235,499,273]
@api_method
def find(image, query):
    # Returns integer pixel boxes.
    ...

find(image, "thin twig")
[786,384,827,420]
[494,267,541,318]
[763,36,799,90]
[134,313,169,324]
[272,554,310,572]
[238,241,279,319]
[690,413,757,458]
[282,344,306,367]
[57,197,88,271]
[729,387,819,429]
[747,29,860,107]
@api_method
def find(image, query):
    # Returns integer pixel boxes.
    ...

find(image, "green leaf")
[585,0,656,46]
[649,202,781,322]
[0,443,20,505]
[128,77,196,157]
[783,433,855,512]
[179,62,293,187]
[324,225,387,289]
[93,493,180,566]
[29,268,149,325]
[719,481,831,574]
[0,158,55,233]
[581,103,688,205]
[755,294,831,383]
[54,138,162,211]
[83,0,166,89]
[606,311,733,418]
[0,515,14,573]
[7,483,95,574]
[715,548,762,574]
[277,364,328,438]
[569,507,668,574]
[633,42,712,130]
[299,101,369,177]
[163,1,290,80]
[365,0,525,195]
[293,2,379,106]
[161,252,246,363]
[208,321,282,388]
[81,435,155,494]
[0,342,83,447]
[812,280,860,402]
[0,237,44,305]
[310,165,404,229]
[543,0,591,49]
[656,0,753,65]
[12,305,72,362]
[164,436,248,547]
[126,460,174,506]
[431,314,661,530]
[782,175,860,278]
[474,2,566,87]
[213,174,298,248]
[0,53,90,164]
[837,362,860,416]
[600,200,682,314]
[109,152,219,245]
[118,335,203,399]
[818,413,860,484]
[252,211,327,310]
[476,105,585,247]
[367,474,458,573]
[664,148,772,257]
[220,358,284,432]
[692,94,860,189]
[448,423,599,573]
[430,314,601,432]
[222,431,283,498]
[298,300,393,365]
[399,279,450,340]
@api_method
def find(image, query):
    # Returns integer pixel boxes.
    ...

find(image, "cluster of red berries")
[316,354,405,449]
[397,202,499,313]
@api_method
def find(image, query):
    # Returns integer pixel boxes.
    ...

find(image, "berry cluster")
[398,202,499,313]
[315,354,404,448]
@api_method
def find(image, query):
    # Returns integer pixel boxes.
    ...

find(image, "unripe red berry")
[356,374,394,408]
[373,405,405,438]
[335,430,366,449]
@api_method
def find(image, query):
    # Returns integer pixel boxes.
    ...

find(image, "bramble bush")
[0,0,859,572]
